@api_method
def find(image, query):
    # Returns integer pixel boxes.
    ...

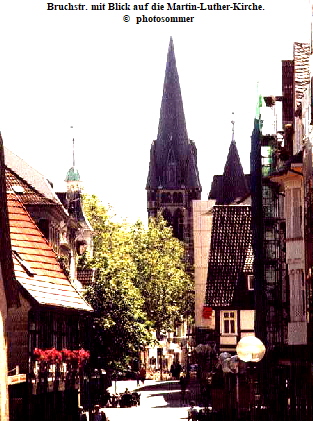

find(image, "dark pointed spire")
[216,115,249,205]
[146,38,201,190]
[157,36,188,144]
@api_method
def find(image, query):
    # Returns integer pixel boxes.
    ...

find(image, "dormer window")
[247,274,254,291]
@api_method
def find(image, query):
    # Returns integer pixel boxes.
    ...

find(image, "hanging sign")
[202,306,213,319]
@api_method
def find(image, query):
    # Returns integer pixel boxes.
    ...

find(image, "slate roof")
[208,139,250,204]
[146,37,201,190]
[209,174,251,200]
[205,206,252,307]
[4,146,62,205]
[7,193,92,312]
[5,166,57,206]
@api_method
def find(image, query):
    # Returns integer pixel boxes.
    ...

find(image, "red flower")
[34,347,90,367]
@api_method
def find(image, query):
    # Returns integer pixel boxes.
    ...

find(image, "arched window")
[177,192,183,203]
[162,208,172,226]
[167,149,176,184]
[173,208,184,241]
[161,193,172,203]
[161,193,167,203]
[173,192,178,203]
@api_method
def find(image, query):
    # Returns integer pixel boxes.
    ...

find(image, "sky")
[0,0,312,223]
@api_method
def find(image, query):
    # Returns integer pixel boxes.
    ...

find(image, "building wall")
[7,294,31,374]
[0,266,9,421]
[284,175,307,344]
[193,200,215,328]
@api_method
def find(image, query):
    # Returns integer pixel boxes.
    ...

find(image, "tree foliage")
[82,195,193,369]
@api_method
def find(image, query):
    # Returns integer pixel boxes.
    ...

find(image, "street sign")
[8,374,26,385]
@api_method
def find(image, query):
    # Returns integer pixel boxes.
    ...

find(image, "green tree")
[83,195,150,369]
[129,216,193,332]
[82,195,193,369]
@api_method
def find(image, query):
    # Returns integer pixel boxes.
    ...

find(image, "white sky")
[0,0,311,223]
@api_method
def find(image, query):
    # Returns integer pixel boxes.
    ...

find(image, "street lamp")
[236,336,266,421]
[236,336,266,363]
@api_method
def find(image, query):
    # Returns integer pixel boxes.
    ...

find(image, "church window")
[173,192,183,203]
[173,208,184,240]
[161,193,172,203]
[167,149,176,184]
[162,208,172,226]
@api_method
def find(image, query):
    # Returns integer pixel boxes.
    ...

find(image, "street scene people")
[91,405,107,421]
[139,366,146,385]
[78,406,87,421]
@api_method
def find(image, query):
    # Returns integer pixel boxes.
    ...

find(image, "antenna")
[70,126,75,167]
[231,112,235,142]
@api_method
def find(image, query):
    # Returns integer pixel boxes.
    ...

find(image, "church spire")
[146,37,201,190]
[156,36,188,144]
[216,115,249,205]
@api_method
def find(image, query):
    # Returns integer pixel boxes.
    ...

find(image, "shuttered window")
[285,187,302,239]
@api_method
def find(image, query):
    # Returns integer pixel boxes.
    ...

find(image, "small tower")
[146,37,201,264]
[65,138,82,192]
[211,117,249,204]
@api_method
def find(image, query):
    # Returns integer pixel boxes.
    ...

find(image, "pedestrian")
[91,404,107,421]
[179,374,189,404]
[78,406,87,421]
[188,401,199,421]
[136,370,140,386]
[139,366,146,385]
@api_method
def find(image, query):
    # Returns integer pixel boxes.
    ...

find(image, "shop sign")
[8,374,26,385]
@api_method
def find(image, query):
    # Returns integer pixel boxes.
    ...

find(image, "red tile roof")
[7,193,92,312]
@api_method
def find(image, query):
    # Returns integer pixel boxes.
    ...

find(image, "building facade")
[250,42,313,420]
[194,126,254,349]
[0,135,20,421]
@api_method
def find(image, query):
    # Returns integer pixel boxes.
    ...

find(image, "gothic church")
[146,37,201,264]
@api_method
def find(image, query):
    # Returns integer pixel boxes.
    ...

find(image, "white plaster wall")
[193,200,215,328]
[240,310,255,330]
[220,336,237,346]
[0,266,9,421]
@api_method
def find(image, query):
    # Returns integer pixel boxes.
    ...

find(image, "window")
[247,275,254,291]
[173,208,184,241]
[221,311,237,335]
[285,188,302,239]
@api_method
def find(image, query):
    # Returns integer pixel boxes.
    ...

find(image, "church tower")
[146,38,201,263]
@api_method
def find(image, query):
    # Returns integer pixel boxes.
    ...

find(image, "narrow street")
[101,380,201,421]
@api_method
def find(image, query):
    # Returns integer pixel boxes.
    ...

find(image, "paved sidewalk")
[108,379,173,395]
